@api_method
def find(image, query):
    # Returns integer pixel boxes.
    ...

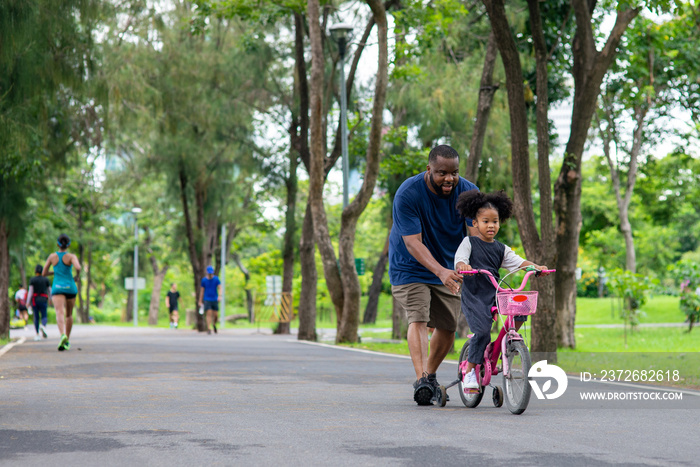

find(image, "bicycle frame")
[460,267,555,387]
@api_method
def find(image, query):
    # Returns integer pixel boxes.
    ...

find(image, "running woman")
[43,234,81,351]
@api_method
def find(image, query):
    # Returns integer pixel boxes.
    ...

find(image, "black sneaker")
[427,373,450,402]
[213,324,217,334]
[413,377,434,406]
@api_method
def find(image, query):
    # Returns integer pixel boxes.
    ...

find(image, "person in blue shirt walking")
[198,266,221,335]
[389,145,478,405]
[42,234,82,351]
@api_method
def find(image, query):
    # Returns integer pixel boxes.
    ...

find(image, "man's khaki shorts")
[392,282,460,332]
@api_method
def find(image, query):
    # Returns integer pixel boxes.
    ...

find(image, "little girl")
[454,190,549,389]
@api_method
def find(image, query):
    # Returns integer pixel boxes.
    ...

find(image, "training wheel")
[492,385,504,408]
[438,386,447,407]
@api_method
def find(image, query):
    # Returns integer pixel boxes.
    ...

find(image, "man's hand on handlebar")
[438,267,463,295]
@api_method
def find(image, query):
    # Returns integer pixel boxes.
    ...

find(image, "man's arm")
[198,287,204,306]
[165,294,170,308]
[403,233,463,295]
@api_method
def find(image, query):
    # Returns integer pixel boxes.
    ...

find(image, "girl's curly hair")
[456,189,513,221]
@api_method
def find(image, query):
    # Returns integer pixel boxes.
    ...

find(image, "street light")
[132,207,142,326]
[329,22,353,209]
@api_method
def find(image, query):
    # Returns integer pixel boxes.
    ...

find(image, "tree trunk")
[363,228,390,324]
[125,289,133,322]
[86,245,92,321]
[308,0,345,330]
[279,119,300,337]
[602,105,646,274]
[526,0,557,356]
[335,0,388,344]
[232,253,254,323]
[17,251,27,290]
[292,11,317,342]
[179,166,213,332]
[298,204,318,341]
[76,207,88,323]
[307,0,391,344]
[483,0,558,355]
[148,267,167,326]
[179,167,202,324]
[0,220,10,338]
[465,30,499,184]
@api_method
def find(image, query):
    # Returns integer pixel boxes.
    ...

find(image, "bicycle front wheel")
[503,340,531,415]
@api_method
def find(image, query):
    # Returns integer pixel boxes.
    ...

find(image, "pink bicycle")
[440,266,555,414]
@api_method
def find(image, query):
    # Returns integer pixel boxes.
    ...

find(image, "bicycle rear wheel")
[503,340,531,415]
[458,340,484,408]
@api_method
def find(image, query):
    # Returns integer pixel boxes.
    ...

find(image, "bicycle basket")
[496,291,538,316]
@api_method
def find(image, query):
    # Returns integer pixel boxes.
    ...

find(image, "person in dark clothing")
[165,283,181,329]
[27,264,51,341]
[454,190,549,389]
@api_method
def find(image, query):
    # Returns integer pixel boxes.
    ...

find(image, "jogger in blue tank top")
[43,234,82,351]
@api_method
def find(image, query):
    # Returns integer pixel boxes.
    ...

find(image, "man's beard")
[430,173,453,199]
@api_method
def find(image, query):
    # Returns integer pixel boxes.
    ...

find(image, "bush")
[577,271,601,298]
[607,269,657,344]
[669,260,700,332]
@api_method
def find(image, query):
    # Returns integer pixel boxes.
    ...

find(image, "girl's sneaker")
[40,326,48,338]
[464,369,479,389]
[34,335,42,341]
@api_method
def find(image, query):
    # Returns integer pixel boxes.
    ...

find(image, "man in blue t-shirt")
[389,144,478,406]
[198,266,221,335]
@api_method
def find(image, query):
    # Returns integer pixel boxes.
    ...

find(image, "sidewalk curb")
[0,337,26,358]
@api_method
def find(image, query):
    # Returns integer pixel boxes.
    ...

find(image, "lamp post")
[132,207,142,326]
[329,22,353,209]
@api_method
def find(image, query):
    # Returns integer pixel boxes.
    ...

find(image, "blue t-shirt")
[200,276,221,301]
[389,173,478,286]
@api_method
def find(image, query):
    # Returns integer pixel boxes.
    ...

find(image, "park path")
[1,325,699,466]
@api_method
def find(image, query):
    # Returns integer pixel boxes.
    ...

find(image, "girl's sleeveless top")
[460,237,506,319]
[52,252,77,295]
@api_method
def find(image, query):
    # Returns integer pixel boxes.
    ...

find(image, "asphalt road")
[1,325,699,466]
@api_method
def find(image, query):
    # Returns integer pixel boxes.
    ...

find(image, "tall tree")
[553,0,641,348]
[0,0,104,337]
[483,0,649,350]
[105,2,271,330]
[308,0,389,343]
[597,12,700,274]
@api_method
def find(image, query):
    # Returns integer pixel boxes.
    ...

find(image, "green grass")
[576,295,683,325]
[344,295,700,388]
[556,352,700,389]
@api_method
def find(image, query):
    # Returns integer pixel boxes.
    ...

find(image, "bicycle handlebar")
[459,268,556,292]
